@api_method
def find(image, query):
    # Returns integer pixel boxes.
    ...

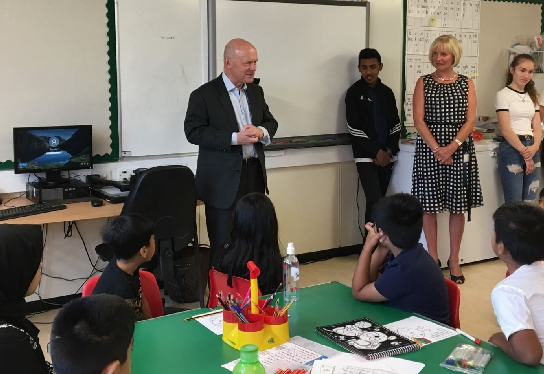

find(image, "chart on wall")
[404,0,481,125]
[0,0,113,165]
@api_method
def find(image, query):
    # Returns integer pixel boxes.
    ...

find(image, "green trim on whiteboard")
[68,0,120,163]
[0,161,14,170]
[96,0,120,164]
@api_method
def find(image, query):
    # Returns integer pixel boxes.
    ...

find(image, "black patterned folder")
[316,317,421,360]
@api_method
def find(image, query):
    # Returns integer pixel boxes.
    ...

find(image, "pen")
[456,328,481,345]
[263,282,283,308]
[230,304,249,323]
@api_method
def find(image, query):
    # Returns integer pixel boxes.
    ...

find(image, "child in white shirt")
[490,202,544,366]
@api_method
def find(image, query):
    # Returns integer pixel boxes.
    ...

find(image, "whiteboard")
[0,0,112,161]
[215,0,367,138]
[117,0,207,157]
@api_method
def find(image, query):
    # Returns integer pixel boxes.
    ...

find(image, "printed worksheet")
[222,337,339,372]
[384,316,458,345]
[311,353,425,374]
[195,311,223,335]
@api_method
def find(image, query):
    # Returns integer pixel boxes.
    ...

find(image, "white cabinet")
[389,141,502,265]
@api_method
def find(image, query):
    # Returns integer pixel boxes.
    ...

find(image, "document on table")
[194,311,223,335]
[384,316,458,345]
[311,353,425,374]
[222,336,339,372]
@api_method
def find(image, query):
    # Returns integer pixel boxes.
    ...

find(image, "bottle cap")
[239,344,260,363]
[287,242,295,255]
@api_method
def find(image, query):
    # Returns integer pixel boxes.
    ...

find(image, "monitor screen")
[13,125,92,174]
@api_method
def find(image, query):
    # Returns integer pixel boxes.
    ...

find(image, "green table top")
[131,282,544,373]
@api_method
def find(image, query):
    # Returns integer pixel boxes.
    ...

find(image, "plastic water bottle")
[283,242,299,302]
[232,344,266,374]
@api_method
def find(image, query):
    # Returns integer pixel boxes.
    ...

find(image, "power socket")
[118,168,133,183]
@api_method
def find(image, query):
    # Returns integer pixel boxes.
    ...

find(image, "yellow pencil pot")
[222,303,289,351]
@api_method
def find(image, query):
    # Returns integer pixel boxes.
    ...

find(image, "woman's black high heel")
[447,259,465,284]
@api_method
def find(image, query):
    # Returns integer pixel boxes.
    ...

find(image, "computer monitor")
[13,125,92,185]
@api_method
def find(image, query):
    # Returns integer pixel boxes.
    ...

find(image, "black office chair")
[121,165,205,308]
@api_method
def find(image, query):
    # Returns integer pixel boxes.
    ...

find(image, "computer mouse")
[91,199,103,207]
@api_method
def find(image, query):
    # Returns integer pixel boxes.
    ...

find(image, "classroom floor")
[31,255,507,363]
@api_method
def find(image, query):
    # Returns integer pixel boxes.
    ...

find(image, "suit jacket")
[184,75,278,209]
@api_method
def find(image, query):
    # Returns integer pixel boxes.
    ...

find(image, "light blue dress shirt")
[222,73,271,159]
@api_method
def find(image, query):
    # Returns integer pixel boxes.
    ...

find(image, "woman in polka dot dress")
[412,35,483,284]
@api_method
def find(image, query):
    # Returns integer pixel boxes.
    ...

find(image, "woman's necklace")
[434,71,457,81]
[509,85,528,102]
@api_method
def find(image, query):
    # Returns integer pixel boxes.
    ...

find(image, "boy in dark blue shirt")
[92,213,155,320]
[351,193,450,325]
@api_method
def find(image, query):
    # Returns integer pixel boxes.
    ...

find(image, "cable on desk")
[27,309,55,325]
[42,224,48,250]
[2,192,26,207]
[4,174,39,207]
[41,273,94,282]
[31,256,101,323]
[72,221,104,273]
[63,221,73,238]
[74,258,100,295]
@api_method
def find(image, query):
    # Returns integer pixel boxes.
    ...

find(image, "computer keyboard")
[0,202,67,221]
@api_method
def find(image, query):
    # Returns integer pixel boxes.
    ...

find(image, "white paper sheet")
[311,353,425,374]
[222,337,339,372]
[384,316,458,345]
[195,312,223,335]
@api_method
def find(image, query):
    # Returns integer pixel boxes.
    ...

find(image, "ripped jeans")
[498,139,541,203]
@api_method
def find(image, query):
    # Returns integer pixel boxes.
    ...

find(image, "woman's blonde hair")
[428,35,462,67]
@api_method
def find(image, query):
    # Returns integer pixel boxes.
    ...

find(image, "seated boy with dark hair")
[489,202,544,366]
[92,213,155,320]
[351,193,450,325]
[50,294,137,374]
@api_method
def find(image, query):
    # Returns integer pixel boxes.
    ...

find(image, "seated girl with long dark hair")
[212,193,283,295]
[0,225,54,374]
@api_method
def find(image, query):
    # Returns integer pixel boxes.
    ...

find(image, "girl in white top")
[495,54,542,203]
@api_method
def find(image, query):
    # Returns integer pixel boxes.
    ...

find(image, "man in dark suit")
[184,39,278,259]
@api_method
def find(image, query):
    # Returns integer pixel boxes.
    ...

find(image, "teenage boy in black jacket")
[346,48,401,232]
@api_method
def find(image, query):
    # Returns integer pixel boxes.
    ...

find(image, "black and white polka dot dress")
[412,74,483,214]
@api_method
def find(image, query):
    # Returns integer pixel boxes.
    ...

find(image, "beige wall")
[478,1,542,116]
[369,0,404,110]
[197,162,365,256]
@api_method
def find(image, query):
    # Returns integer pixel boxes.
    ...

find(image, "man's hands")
[236,124,264,145]
[374,149,391,167]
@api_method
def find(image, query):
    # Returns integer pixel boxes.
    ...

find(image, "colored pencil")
[278,300,295,316]
[184,309,223,321]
